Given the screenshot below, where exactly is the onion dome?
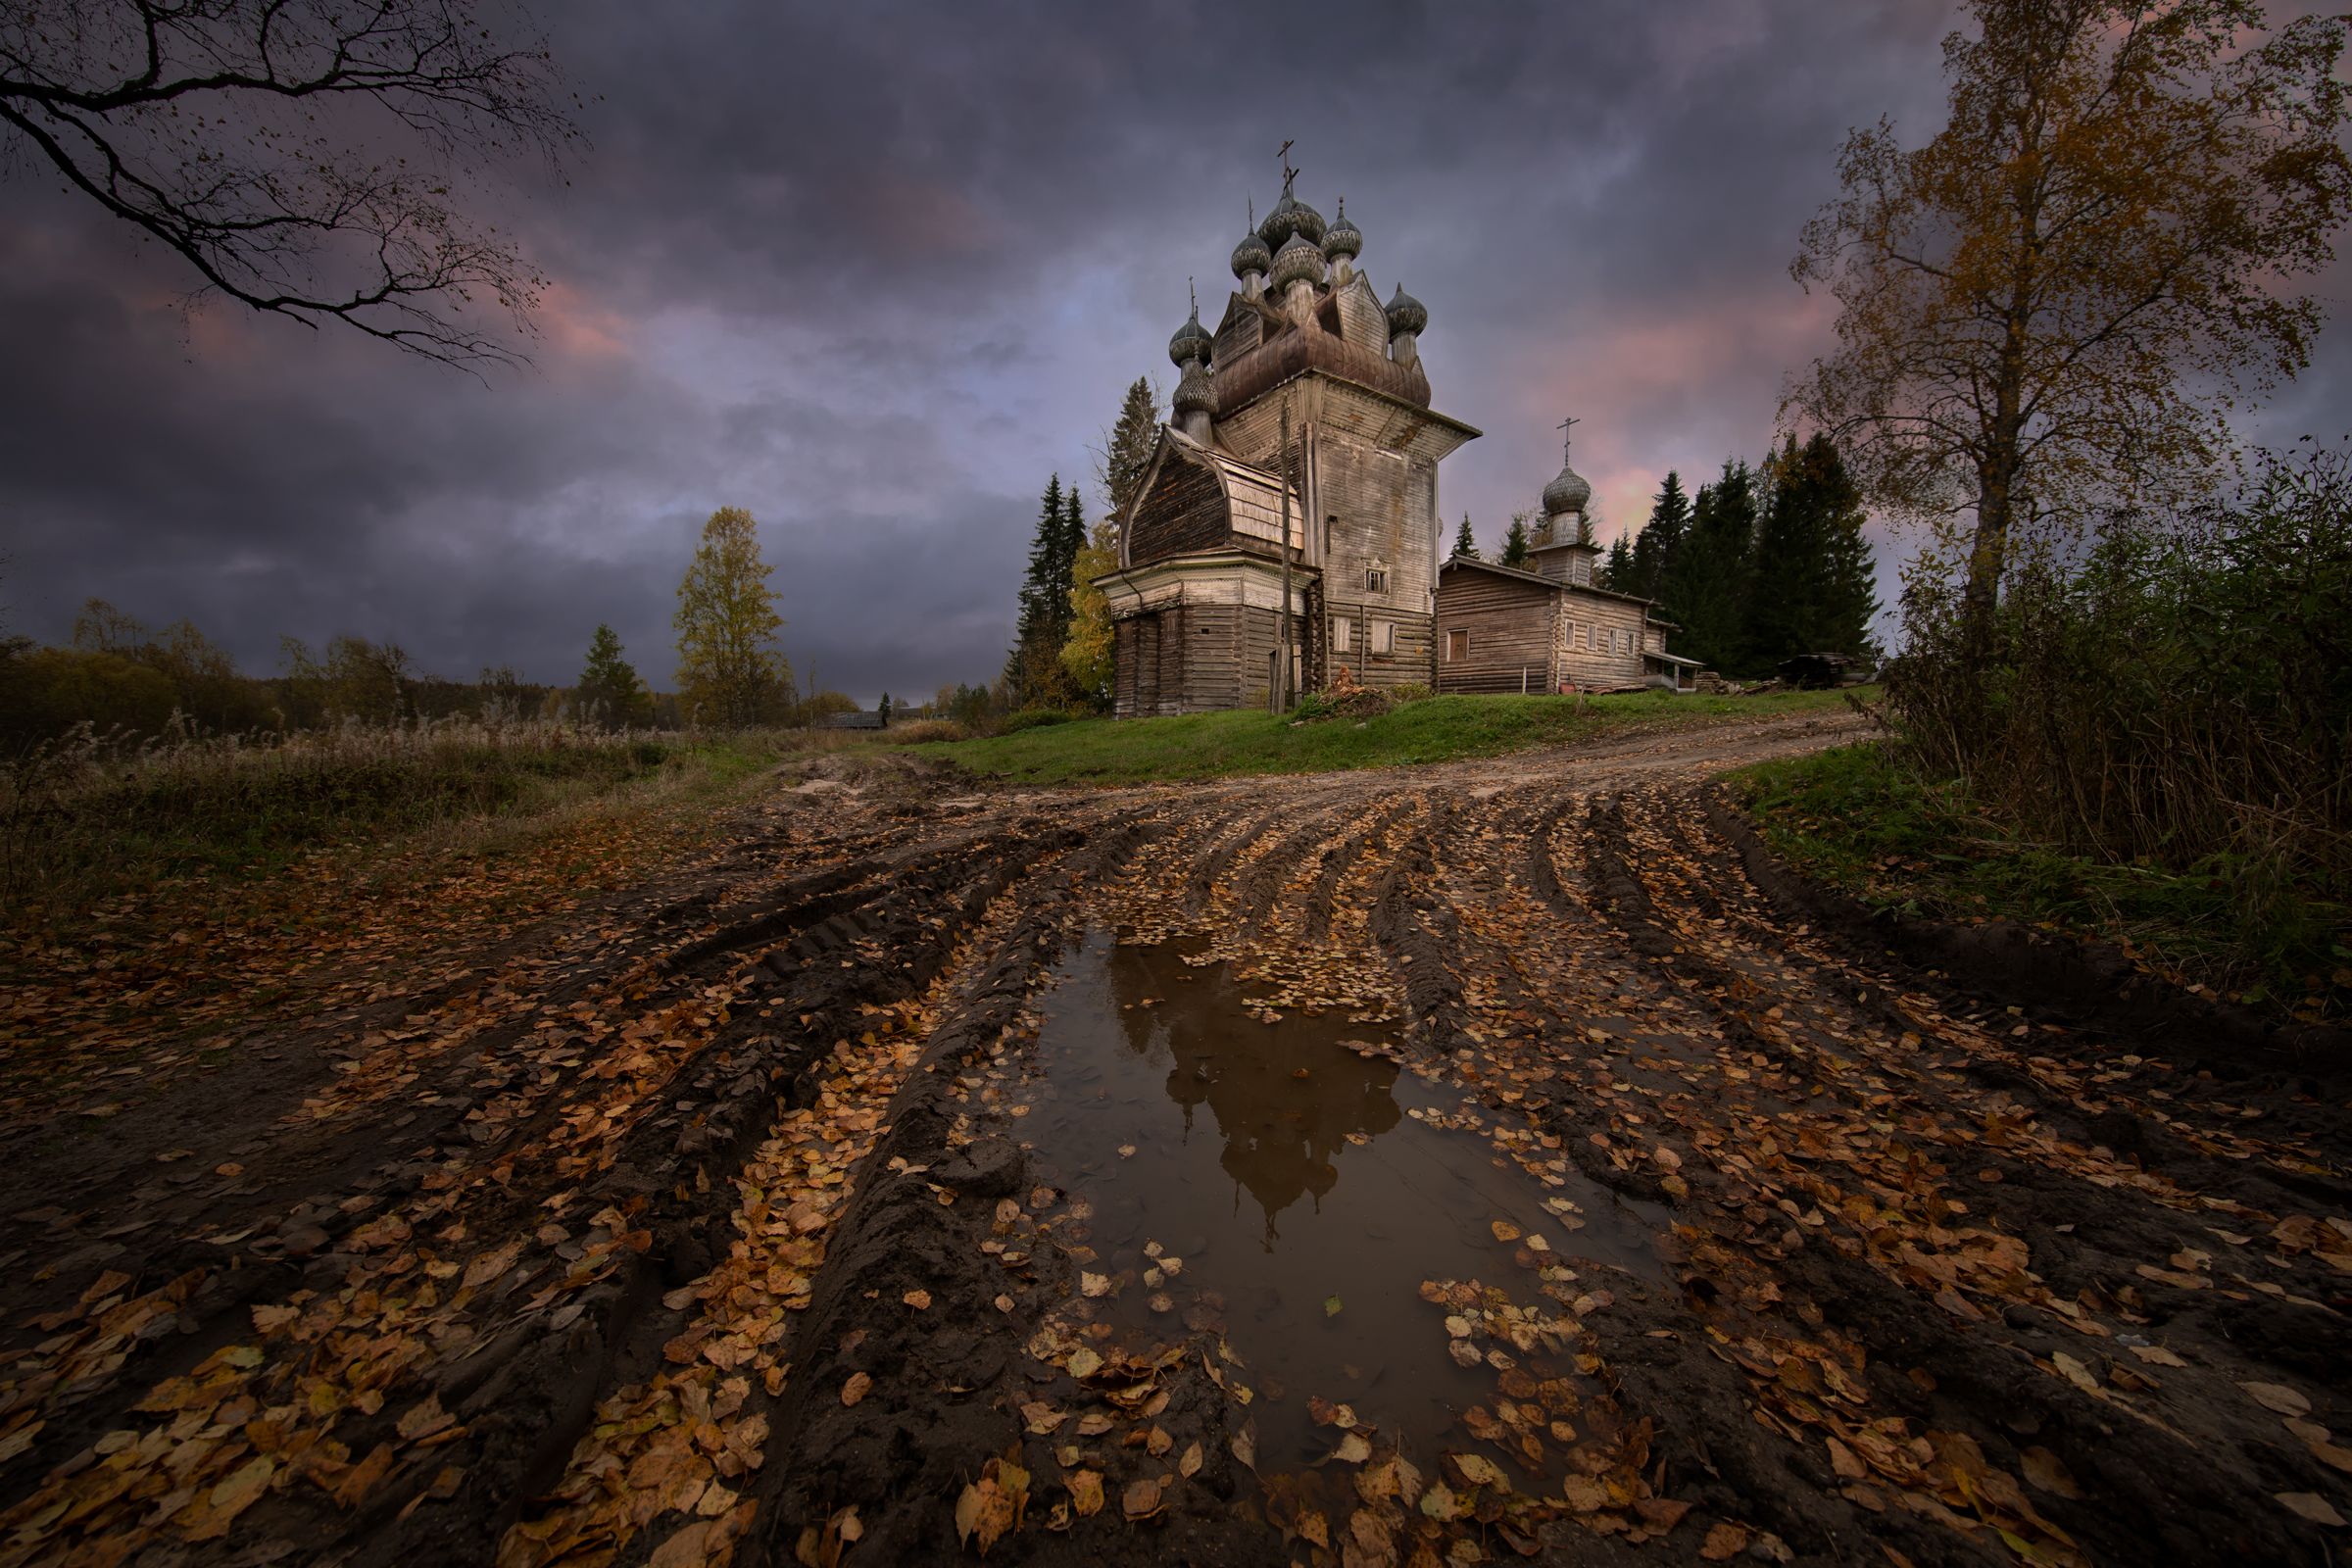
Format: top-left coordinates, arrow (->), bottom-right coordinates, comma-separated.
1269,228 -> 1325,292
1321,197 -> 1361,263
1167,302 -> 1212,367
1173,361 -> 1218,418
1543,463 -> 1592,518
1231,224 -> 1272,279
1258,173 -> 1326,251
1385,282 -> 1427,338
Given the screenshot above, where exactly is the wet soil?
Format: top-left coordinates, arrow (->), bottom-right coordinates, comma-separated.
4,709 -> 2350,1568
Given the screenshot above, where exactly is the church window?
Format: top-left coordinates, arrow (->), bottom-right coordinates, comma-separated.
1446,628 -> 1469,662
1331,616 -> 1353,654
1371,619 -> 1396,656
1366,566 -> 1389,594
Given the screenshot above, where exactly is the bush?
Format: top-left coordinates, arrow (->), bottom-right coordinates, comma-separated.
1000,709 -> 1074,733
1880,443 -> 2351,1002
887,718 -> 969,744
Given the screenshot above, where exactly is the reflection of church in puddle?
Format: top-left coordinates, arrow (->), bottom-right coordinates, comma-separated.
1111,943 -> 1399,1246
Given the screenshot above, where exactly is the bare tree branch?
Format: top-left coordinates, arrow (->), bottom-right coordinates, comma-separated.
0,0 -> 580,369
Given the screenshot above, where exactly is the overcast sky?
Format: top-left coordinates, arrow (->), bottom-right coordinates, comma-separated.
4,0 -> 2346,704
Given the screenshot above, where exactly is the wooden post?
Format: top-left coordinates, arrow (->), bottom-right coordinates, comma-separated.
1278,401 -> 1294,710
1268,650 -> 1280,712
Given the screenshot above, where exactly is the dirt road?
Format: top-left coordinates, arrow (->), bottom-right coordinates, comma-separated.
4,708 -> 2348,1567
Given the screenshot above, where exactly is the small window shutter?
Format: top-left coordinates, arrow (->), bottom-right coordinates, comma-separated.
1332,617 -> 1352,654
1372,620 -> 1396,656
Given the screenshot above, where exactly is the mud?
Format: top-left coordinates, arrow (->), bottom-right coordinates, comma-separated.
3,707 -> 2350,1568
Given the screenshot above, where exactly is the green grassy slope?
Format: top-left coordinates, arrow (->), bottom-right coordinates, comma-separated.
1735,742 -> 2348,1021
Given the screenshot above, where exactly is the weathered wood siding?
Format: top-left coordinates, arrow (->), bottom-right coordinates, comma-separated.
1435,571 -> 1559,694
1555,591 -> 1657,689
1128,451 -> 1227,565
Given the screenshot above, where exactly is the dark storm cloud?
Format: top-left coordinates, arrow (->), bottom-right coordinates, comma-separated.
4,0 -> 2346,701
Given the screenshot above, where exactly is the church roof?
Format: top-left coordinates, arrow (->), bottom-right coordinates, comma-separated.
1440,555 -> 1673,615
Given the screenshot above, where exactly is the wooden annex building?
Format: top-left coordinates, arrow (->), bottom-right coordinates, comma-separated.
1434,436 -> 1697,694
1100,174 -> 1480,716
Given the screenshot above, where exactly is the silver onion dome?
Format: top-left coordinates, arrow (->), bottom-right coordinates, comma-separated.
1231,224 -> 1272,279
1167,304 -> 1212,367
1543,464 -> 1592,518
1269,229 -> 1326,292
1173,361 -> 1217,417
1385,282 -> 1427,338
1321,197 -> 1361,262
1258,174 -> 1326,251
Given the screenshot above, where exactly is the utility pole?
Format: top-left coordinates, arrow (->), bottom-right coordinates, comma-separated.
1277,399 -> 1294,710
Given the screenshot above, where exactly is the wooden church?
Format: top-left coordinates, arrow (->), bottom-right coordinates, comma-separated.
1102,174 -> 1481,716
1432,427 -> 1698,695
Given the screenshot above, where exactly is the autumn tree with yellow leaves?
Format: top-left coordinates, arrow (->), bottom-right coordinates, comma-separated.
673,507 -> 791,726
1789,0 -> 2352,656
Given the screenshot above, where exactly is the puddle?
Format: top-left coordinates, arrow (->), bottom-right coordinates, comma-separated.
1008,929 -> 1667,1471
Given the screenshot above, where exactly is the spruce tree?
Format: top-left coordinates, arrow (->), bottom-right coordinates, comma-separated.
1499,513 -> 1533,568
1007,474 -> 1084,706
1629,470 -> 1690,601
1450,514 -> 1480,560
1601,534 -> 1634,591
1747,434 -> 1879,662
576,623 -> 649,728
1658,460 -> 1759,673
1099,378 -> 1160,516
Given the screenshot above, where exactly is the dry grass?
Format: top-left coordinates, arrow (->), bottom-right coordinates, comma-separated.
0,716 -> 808,925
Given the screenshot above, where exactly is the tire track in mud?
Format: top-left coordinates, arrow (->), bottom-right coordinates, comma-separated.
6,712 -> 2349,1568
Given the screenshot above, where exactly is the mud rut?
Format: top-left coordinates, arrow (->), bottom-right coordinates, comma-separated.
3,710 -> 2349,1567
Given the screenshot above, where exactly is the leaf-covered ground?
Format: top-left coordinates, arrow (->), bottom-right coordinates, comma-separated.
1,708 -> 2347,1568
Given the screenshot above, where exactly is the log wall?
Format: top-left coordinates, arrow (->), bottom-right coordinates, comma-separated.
1434,571 -> 1559,694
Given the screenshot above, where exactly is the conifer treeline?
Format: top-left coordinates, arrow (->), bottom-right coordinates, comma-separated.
1596,434 -> 1879,675
1004,474 -> 1089,707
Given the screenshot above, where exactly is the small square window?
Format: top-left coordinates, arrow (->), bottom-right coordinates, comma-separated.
1446,627 -> 1468,662
1366,567 -> 1389,594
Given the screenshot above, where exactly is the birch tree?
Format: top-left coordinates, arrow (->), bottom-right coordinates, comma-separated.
1789,0 -> 2351,655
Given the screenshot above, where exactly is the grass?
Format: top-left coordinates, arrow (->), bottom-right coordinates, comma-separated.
0,718 -> 831,929
1735,742 -> 2350,1023
911,687 -> 1870,786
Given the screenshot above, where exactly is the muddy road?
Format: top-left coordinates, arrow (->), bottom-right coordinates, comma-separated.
4,708 -> 2349,1568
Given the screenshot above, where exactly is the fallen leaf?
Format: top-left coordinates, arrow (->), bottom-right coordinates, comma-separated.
1122,1476 -> 1165,1520
1491,1220 -> 1522,1243
1179,1441 -> 1202,1478
904,1290 -> 932,1310
2244,1382 -> 2313,1417
2021,1447 -> 2081,1499
1324,1295 -> 1344,1317
841,1372 -> 872,1407
1069,1469 -> 1104,1516
2278,1493 -> 2346,1528
1331,1433 -> 1372,1464
1451,1453 -> 1507,1490
1700,1522 -> 1753,1561
2050,1352 -> 2100,1395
